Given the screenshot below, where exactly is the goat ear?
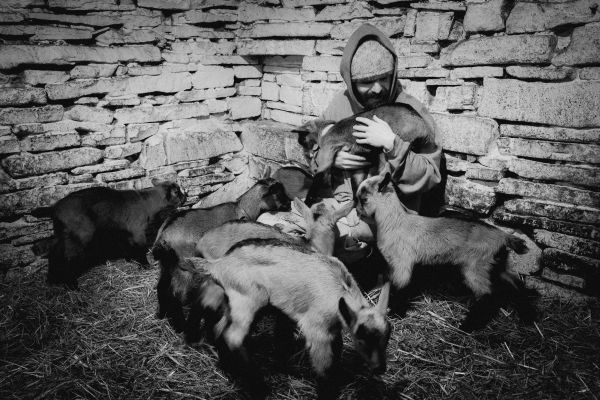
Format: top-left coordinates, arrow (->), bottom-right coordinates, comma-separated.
294,197 -> 313,224
378,172 -> 392,193
338,296 -> 357,328
377,281 -> 391,315
333,200 -> 354,222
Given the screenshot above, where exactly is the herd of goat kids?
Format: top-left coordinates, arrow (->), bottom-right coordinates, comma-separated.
41,105 -> 537,399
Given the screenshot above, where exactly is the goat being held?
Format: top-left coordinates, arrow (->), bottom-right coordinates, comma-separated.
183,240 -> 391,400
295,103 -> 436,205
356,173 -> 537,332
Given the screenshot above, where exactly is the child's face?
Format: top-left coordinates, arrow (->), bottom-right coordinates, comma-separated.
354,74 -> 393,109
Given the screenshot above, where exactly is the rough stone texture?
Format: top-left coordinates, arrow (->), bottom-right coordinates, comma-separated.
302,82 -> 343,116
497,178 -> 599,209
279,86 -> 302,107
70,64 -> 118,79
0,45 -> 160,69
415,11 -> 454,41
445,175 -> 496,214
0,244 -> 36,270
20,132 -> 81,152
431,113 -> 498,155
233,65 -> 262,79
64,105 -> 113,124
282,0 -> 350,6
97,167 -> 146,182
534,229 -> 600,260
195,169 -> 254,208
95,29 -> 156,45
0,183 -> 98,218
464,0 -> 505,32
114,103 -> 208,124
80,125 -> 126,146
138,0 -> 190,9
104,142 -> 142,159
465,165 -> 503,181
504,198 -> 600,225
498,137 -> 600,164
127,123 -> 159,142
267,101 -> 302,113
450,66 -> 504,79
48,72 -> 192,100
172,9 -> 237,24
228,96 -> 262,120
302,56 -> 342,73
506,0 -> 600,34
315,2 -> 373,21
0,25 -> 94,41
508,158 -> 599,188
237,86 -> 261,96
441,34 -> 555,66
494,209 -> 598,241
479,78 -> 600,128
176,87 -> 236,102
0,105 -> 64,125
330,17 -> 405,39
397,54 -> 433,69
238,22 -> 331,38
261,81 -> 279,101
236,40 -> 315,56
552,23 -> 600,66
431,84 -> 478,111
1,136 -> 20,155
0,88 -> 47,106
23,70 -> 69,86
506,66 -> 572,80
404,8 -> 417,37
46,0 -> 136,10
500,124 -> 600,144
238,3 -> 315,22
1,147 -> 103,178
580,67 -> 600,80
240,120 -> 307,164
0,218 -> 52,242
542,247 -> 600,281
72,159 -> 130,175
192,66 -> 234,89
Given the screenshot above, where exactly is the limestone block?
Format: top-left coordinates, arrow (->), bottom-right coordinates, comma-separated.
266,101 -> 302,113
80,126 -> 126,146
302,82 -> 343,116
176,87 -> 236,102
0,12 -> 24,23
261,81 -> 280,101
233,65 -> 262,79
27,10 -> 162,27
497,178 -> 599,209
239,3 -> 314,22
42,120 -> 113,134
440,34 -> 555,66
415,11 -> 454,41
404,9 -> 417,37
445,175 -> 496,214
0,244 -> 36,270
465,165 -> 503,181
195,55 -> 258,65
500,124 -> 600,144
138,0 -> 191,9
508,158 -> 599,188
269,109 -> 308,126
282,0 -> 350,6
156,25 -> 234,40
127,123 -> 159,142
206,98 -> 229,113
228,96 -> 262,120
48,72 -> 192,100
450,66 -> 504,79
479,78 -> 600,128
279,86 -> 302,107
236,86 -> 261,96
431,113 -> 498,155
2,147 -> 103,178
104,142 -> 141,159
72,159 -> 130,175
315,40 -> 346,56
114,103 -> 208,124
541,248 -> 600,280
506,66 -> 572,80
504,198 -> 600,225
192,66 -> 234,89
238,22 -> 331,38
314,2 -> 372,21
97,167 -> 146,182
0,25 -> 94,41
0,136 -> 20,155
0,218 -> 52,242
506,0 -> 600,34
0,105 -> 63,125
236,40 -> 315,56
240,120 -> 306,164
177,164 -> 224,178
580,67 -> 600,80
47,0 -> 136,10
64,105 -> 113,124
498,137 -> 600,164
95,28 -> 155,45
172,9 -> 237,24
70,64 -> 118,79
411,1 -> 466,10
23,70 -> 69,86
331,17 -> 405,40
494,209 -> 598,241
553,23 -> 600,66
20,132 -> 81,152
534,229 -> 599,259
195,170 -> 254,208
302,56 -> 341,73
0,45 -> 160,69
464,0 -> 505,32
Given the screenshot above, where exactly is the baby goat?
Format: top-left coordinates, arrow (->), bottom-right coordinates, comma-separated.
356,173 -> 536,332
184,241 -> 391,399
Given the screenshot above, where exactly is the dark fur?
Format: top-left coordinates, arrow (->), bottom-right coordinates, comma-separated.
48,181 -> 185,288
295,104 -> 435,205
152,179 -> 290,331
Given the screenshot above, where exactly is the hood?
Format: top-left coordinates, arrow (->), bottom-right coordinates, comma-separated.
340,24 -> 399,112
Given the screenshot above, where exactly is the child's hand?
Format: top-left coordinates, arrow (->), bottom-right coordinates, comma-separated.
334,150 -> 371,170
352,115 -> 395,152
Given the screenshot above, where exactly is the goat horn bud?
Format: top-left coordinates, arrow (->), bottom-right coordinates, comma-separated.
377,281 -> 391,313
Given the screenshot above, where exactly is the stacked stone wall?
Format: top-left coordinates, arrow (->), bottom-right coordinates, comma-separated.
0,0 -> 598,296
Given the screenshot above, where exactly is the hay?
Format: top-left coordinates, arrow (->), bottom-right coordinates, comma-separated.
1,261 -> 599,399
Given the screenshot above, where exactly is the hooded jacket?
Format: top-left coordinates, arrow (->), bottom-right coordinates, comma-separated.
316,24 -> 443,214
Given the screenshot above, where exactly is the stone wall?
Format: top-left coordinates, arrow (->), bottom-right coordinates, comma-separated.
0,0 -> 598,296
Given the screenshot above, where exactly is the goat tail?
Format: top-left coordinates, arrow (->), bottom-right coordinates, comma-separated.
507,235 -> 528,255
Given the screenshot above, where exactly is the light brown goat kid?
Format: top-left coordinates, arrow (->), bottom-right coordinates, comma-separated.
356,172 -> 537,332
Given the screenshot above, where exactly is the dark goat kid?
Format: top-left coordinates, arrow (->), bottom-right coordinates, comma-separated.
295,103 -> 435,205
356,173 -> 537,332
47,179 -> 185,288
152,178 -> 290,331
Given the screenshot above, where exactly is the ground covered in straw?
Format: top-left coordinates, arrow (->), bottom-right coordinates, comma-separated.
1,260 -> 599,400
